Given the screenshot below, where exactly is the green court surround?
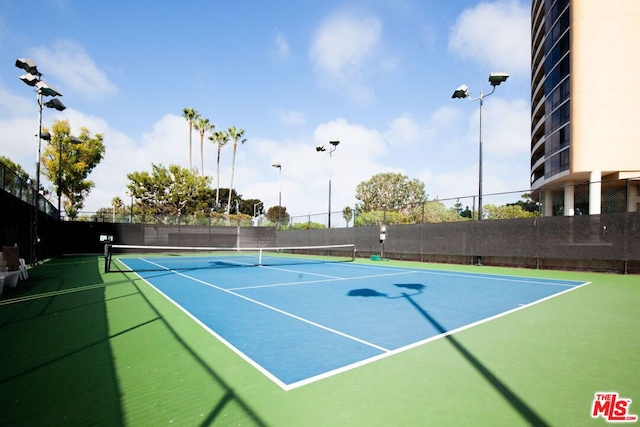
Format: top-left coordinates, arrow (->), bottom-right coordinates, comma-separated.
0,256 -> 638,426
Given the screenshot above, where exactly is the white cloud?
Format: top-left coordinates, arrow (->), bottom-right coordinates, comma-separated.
271,30 -> 291,60
0,86 -> 35,118
417,96 -> 531,207
448,0 -> 530,75
384,114 -> 423,146
277,109 -> 306,126
2,97 -> 530,219
29,40 -> 118,99
310,12 -> 383,102
481,98 -> 530,158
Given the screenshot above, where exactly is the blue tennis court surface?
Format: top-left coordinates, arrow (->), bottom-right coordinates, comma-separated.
118,256 -> 587,390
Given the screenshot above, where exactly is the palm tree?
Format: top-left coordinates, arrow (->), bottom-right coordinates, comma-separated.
208,130 -> 230,209
226,126 -> 246,214
111,196 -> 124,222
342,206 -> 353,227
182,108 -> 199,170
193,117 -> 214,176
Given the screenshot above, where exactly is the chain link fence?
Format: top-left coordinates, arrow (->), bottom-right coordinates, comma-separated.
289,177 -> 640,228
62,177 -> 640,227
1,162 -> 58,218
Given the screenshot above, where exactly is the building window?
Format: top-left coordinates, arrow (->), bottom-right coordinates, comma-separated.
544,32 -> 570,78
545,78 -> 570,112
544,7 -> 569,53
545,148 -> 570,178
546,0 -> 569,30
545,101 -> 570,135
545,123 -> 570,156
545,54 -> 570,96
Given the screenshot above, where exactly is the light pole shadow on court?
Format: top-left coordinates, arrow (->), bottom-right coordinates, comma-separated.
347,283 -> 550,426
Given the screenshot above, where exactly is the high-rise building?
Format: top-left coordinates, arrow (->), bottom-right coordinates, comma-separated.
530,0 -> 640,216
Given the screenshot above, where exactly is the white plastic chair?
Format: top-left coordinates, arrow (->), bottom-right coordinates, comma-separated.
19,258 -> 28,280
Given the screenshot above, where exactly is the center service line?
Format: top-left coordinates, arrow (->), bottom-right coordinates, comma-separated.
138,257 -> 391,353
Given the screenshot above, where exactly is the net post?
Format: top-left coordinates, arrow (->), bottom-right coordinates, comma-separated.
104,243 -> 112,273
258,248 -> 263,266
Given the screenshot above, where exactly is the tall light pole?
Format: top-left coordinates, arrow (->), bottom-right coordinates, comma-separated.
16,58 -> 65,264
316,140 -> 340,228
272,162 -> 282,228
452,72 -> 509,221
127,191 -> 134,223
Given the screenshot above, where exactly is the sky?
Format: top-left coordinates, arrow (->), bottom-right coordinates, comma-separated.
0,0 -> 532,223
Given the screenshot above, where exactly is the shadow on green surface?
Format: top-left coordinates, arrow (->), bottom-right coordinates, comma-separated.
0,257 -> 125,426
399,289 -> 551,427
0,256 -> 268,426
348,283 -> 550,426
126,278 -> 268,426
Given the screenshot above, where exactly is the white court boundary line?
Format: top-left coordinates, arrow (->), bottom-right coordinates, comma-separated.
286,279 -> 592,390
123,257 -> 391,387
117,256 -> 590,391
229,268 -> 417,291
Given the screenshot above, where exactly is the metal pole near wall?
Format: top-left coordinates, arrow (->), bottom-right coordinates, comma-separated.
316,140 -> 340,228
452,72 -> 509,221
272,162 -> 282,229
16,58 -> 66,264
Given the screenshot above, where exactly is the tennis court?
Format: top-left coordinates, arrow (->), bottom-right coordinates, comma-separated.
110,246 -> 587,390
1,253 -> 639,426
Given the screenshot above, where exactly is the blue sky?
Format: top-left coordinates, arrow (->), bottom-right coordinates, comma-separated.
0,0 -> 532,221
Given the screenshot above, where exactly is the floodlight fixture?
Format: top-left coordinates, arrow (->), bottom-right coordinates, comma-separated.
317,140 -> 341,228
488,72 -> 509,86
452,84 -> 470,99
36,80 -> 63,97
272,163 -> 283,228
70,136 -> 83,144
451,72 -> 508,223
15,58 -> 40,76
44,98 -> 66,111
19,73 -> 40,87
17,55 -> 69,264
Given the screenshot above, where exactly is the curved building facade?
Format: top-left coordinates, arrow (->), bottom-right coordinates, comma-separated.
530,0 -> 640,215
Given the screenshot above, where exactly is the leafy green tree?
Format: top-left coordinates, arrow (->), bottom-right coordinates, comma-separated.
354,210 -> 408,226
342,206 -> 353,227
266,205 -> 289,225
126,164 -> 213,218
460,205 -> 473,219
0,156 -> 31,182
0,156 -> 33,197
422,200 -> 467,223
241,198 -> 263,216
215,188 -> 242,213
182,107 -> 200,170
355,172 -> 427,216
193,116 -> 214,175
507,193 -> 539,213
41,120 -> 105,219
290,221 -> 325,230
483,204 -> 537,219
209,130 -> 230,208
453,200 -> 463,215
226,126 -> 246,214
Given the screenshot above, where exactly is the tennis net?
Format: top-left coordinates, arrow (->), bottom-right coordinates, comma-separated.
104,243 -> 357,273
